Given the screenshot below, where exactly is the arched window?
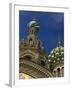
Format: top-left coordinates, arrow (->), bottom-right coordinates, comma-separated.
29,38 -> 33,46
29,38 -> 32,42
57,68 -> 60,77
41,60 -> 45,66
61,67 -> 64,77
24,55 -> 32,61
53,71 -> 56,77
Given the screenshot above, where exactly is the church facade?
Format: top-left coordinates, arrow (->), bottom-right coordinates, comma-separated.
19,19 -> 64,79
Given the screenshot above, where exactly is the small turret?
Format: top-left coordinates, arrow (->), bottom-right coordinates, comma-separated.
27,19 -> 40,35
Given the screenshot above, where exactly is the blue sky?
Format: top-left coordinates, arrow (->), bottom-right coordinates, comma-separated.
19,10 -> 64,54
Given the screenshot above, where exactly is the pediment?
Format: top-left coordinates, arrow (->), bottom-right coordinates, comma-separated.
20,49 -> 39,59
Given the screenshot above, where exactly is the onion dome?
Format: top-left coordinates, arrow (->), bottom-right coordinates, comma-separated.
27,19 -> 40,35
48,46 -> 64,63
48,42 -> 64,71
48,33 -> 64,64
28,19 -> 40,28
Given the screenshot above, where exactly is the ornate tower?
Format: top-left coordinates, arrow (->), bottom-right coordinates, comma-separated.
19,19 -> 46,65
27,19 -> 40,48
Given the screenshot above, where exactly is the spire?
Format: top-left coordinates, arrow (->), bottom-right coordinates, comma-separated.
58,32 -> 62,47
